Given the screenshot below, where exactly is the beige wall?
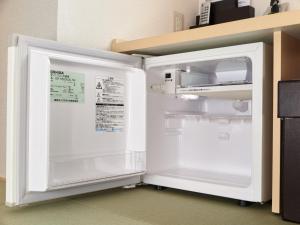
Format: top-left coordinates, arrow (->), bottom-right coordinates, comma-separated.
57,0 -> 300,51
57,0 -> 199,50
0,0 -> 58,178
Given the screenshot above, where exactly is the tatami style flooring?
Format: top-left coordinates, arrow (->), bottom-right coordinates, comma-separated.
0,180 -> 295,225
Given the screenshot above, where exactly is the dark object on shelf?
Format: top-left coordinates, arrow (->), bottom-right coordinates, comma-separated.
271,0 -> 280,14
190,0 -> 255,29
278,80 -> 300,223
213,0 -> 238,11
190,0 -> 238,29
190,15 -> 206,29
190,15 -> 207,29
213,6 -> 255,24
278,81 -> 300,118
190,15 -> 211,29
211,0 -> 238,23
196,15 -> 200,26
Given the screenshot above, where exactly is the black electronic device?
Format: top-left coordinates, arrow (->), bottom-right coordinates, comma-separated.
190,0 -> 254,29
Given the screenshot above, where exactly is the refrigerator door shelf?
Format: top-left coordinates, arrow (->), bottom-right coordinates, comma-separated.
48,151 -> 146,190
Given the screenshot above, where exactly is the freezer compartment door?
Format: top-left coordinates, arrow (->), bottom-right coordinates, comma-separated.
6,35 -> 146,206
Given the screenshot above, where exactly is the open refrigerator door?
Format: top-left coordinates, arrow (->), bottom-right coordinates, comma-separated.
6,35 -> 146,206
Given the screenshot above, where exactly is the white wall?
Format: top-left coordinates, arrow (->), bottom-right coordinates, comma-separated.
0,0 -> 58,178
57,0 -> 199,50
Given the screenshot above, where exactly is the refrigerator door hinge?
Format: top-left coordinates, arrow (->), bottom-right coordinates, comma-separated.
122,182 -> 145,189
131,54 -> 153,70
137,181 -> 147,186
142,57 -> 146,70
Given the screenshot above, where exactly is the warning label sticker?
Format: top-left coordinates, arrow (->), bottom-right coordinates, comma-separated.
50,70 -> 85,103
95,75 -> 125,132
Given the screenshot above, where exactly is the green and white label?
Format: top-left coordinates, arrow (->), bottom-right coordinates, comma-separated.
50,70 -> 85,103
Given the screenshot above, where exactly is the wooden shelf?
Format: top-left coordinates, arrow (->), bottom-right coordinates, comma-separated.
177,84 -> 252,100
112,10 -> 300,55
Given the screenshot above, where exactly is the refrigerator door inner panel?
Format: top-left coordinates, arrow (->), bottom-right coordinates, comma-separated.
27,47 -> 146,191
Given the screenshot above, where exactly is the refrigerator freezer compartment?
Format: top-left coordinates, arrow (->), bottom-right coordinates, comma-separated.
179,56 -> 252,87
49,151 -> 146,189
147,56 -> 253,95
152,167 -> 251,188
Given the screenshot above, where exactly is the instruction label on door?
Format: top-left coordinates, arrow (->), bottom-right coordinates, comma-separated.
95,75 -> 125,132
50,70 -> 85,103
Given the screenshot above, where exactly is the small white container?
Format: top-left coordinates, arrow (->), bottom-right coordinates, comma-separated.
180,71 -> 212,87
238,0 -> 251,7
215,59 -> 251,84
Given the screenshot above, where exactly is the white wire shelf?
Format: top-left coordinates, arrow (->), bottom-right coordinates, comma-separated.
176,84 -> 252,100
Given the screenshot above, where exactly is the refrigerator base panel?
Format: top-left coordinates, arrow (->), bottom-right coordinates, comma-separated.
143,168 -> 257,202
150,167 -> 251,188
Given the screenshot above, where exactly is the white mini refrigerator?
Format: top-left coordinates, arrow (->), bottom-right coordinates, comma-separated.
6,35 -> 272,206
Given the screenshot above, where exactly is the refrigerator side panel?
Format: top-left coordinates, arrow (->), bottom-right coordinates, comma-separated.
249,44 -> 273,202
6,42 -> 30,206
260,44 -> 273,202
6,47 -> 18,206
250,44 -> 264,202
27,50 -> 51,192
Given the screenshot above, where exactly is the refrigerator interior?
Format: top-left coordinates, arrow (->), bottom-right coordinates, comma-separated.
146,56 -> 253,189
44,56 -> 146,189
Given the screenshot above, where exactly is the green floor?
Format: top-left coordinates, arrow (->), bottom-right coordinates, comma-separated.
0,180 -> 295,225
